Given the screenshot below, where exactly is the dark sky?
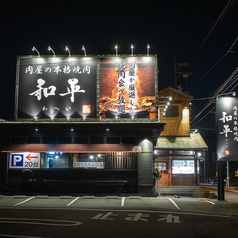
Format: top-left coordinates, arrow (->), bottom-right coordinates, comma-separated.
1,0 -> 238,134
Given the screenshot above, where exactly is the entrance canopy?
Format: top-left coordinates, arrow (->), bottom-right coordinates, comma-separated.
154,133 -> 208,158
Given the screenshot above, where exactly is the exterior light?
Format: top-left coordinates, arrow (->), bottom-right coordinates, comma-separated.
32,46 -> 40,57
147,44 -> 150,56
169,97 -> 172,101
167,102 -> 170,105
71,128 -> 74,131
115,116 -> 118,120
65,46 -> 71,57
66,116 -> 70,121
89,155 -> 94,159
50,115 -> 54,121
83,115 -> 86,121
35,128 -> 38,131
106,128 -> 109,131
115,45 -> 118,56
97,154 -> 101,158
34,116 -> 38,121
131,115 -> 135,120
82,45 -> 86,56
197,152 -> 202,157
131,44 -> 134,56
48,46 -> 55,57
163,112 -> 165,115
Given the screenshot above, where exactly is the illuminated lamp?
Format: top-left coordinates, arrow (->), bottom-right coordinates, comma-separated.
97,154 -> 101,158
48,46 -> 55,57
169,97 -> 172,101
65,46 -> 71,57
50,115 -> 54,121
83,115 -> 86,121
197,152 -> 202,157
89,155 -> 94,159
35,128 -> 38,132
34,116 -> 38,121
66,116 -> 70,121
82,45 -> 86,56
182,107 -> 189,119
115,116 -> 118,120
115,45 -> 118,56
131,44 -> 134,56
167,102 -> 170,105
32,46 -> 40,57
131,115 -> 135,120
147,44 -> 150,56
71,129 -> 74,131
106,128 -> 109,132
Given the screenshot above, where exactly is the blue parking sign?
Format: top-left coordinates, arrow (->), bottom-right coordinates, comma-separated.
11,154 -> 24,167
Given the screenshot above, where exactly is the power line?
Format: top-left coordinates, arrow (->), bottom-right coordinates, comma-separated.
190,0 -> 234,63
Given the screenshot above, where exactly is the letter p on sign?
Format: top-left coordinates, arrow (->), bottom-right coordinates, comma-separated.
11,154 -> 23,167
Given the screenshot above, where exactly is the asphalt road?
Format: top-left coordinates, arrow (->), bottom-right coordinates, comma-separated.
0,195 -> 238,238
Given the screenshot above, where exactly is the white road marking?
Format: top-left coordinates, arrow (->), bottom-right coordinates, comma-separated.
168,198 -> 180,209
121,197 -> 125,207
205,200 -> 216,205
66,197 -> 80,206
0,234 -> 44,238
13,196 -> 35,206
0,217 -> 82,226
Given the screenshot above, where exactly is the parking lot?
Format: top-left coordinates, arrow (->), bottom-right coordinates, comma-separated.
0,194 -> 237,215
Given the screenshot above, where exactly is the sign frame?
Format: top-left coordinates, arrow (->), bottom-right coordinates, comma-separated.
15,54 -> 158,122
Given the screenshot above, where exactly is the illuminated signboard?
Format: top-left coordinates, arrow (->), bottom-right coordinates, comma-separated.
99,56 -> 157,119
216,96 -> 238,161
172,160 -> 195,174
10,152 -> 41,169
16,56 -> 97,119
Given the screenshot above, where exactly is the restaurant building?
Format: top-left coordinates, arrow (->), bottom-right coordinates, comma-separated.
0,55 -> 207,195
0,54 -> 165,195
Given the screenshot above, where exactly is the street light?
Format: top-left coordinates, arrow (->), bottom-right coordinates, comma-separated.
32,46 -> 40,57
48,46 -> 55,57
65,46 -> 71,57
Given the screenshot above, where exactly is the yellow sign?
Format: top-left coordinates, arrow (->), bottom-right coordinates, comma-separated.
235,171 -> 238,177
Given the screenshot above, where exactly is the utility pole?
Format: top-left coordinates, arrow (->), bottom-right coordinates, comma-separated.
174,55 -> 192,91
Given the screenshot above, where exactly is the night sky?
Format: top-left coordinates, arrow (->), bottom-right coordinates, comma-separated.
1,0 -> 238,135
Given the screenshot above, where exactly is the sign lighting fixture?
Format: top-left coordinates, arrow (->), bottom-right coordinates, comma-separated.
131,44 -> 134,56
32,46 -> 40,57
82,45 -> 86,56
65,46 -> 71,57
115,45 -> 118,56
147,44 -> 150,56
48,46 -> 55,57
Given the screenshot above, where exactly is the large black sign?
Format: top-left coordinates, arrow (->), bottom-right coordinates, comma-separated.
16,57 -> 97,119
216,96 -> 238,161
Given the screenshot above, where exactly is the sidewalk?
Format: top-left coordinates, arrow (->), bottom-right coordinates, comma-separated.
200,185 -> 238,193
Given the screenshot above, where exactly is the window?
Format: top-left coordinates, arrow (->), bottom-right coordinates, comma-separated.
164,106 -> 179,117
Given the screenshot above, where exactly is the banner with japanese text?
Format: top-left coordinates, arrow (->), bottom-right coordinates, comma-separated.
216,96 -> 238,161
16,56 -> 97,119
99,56 -> 157,119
